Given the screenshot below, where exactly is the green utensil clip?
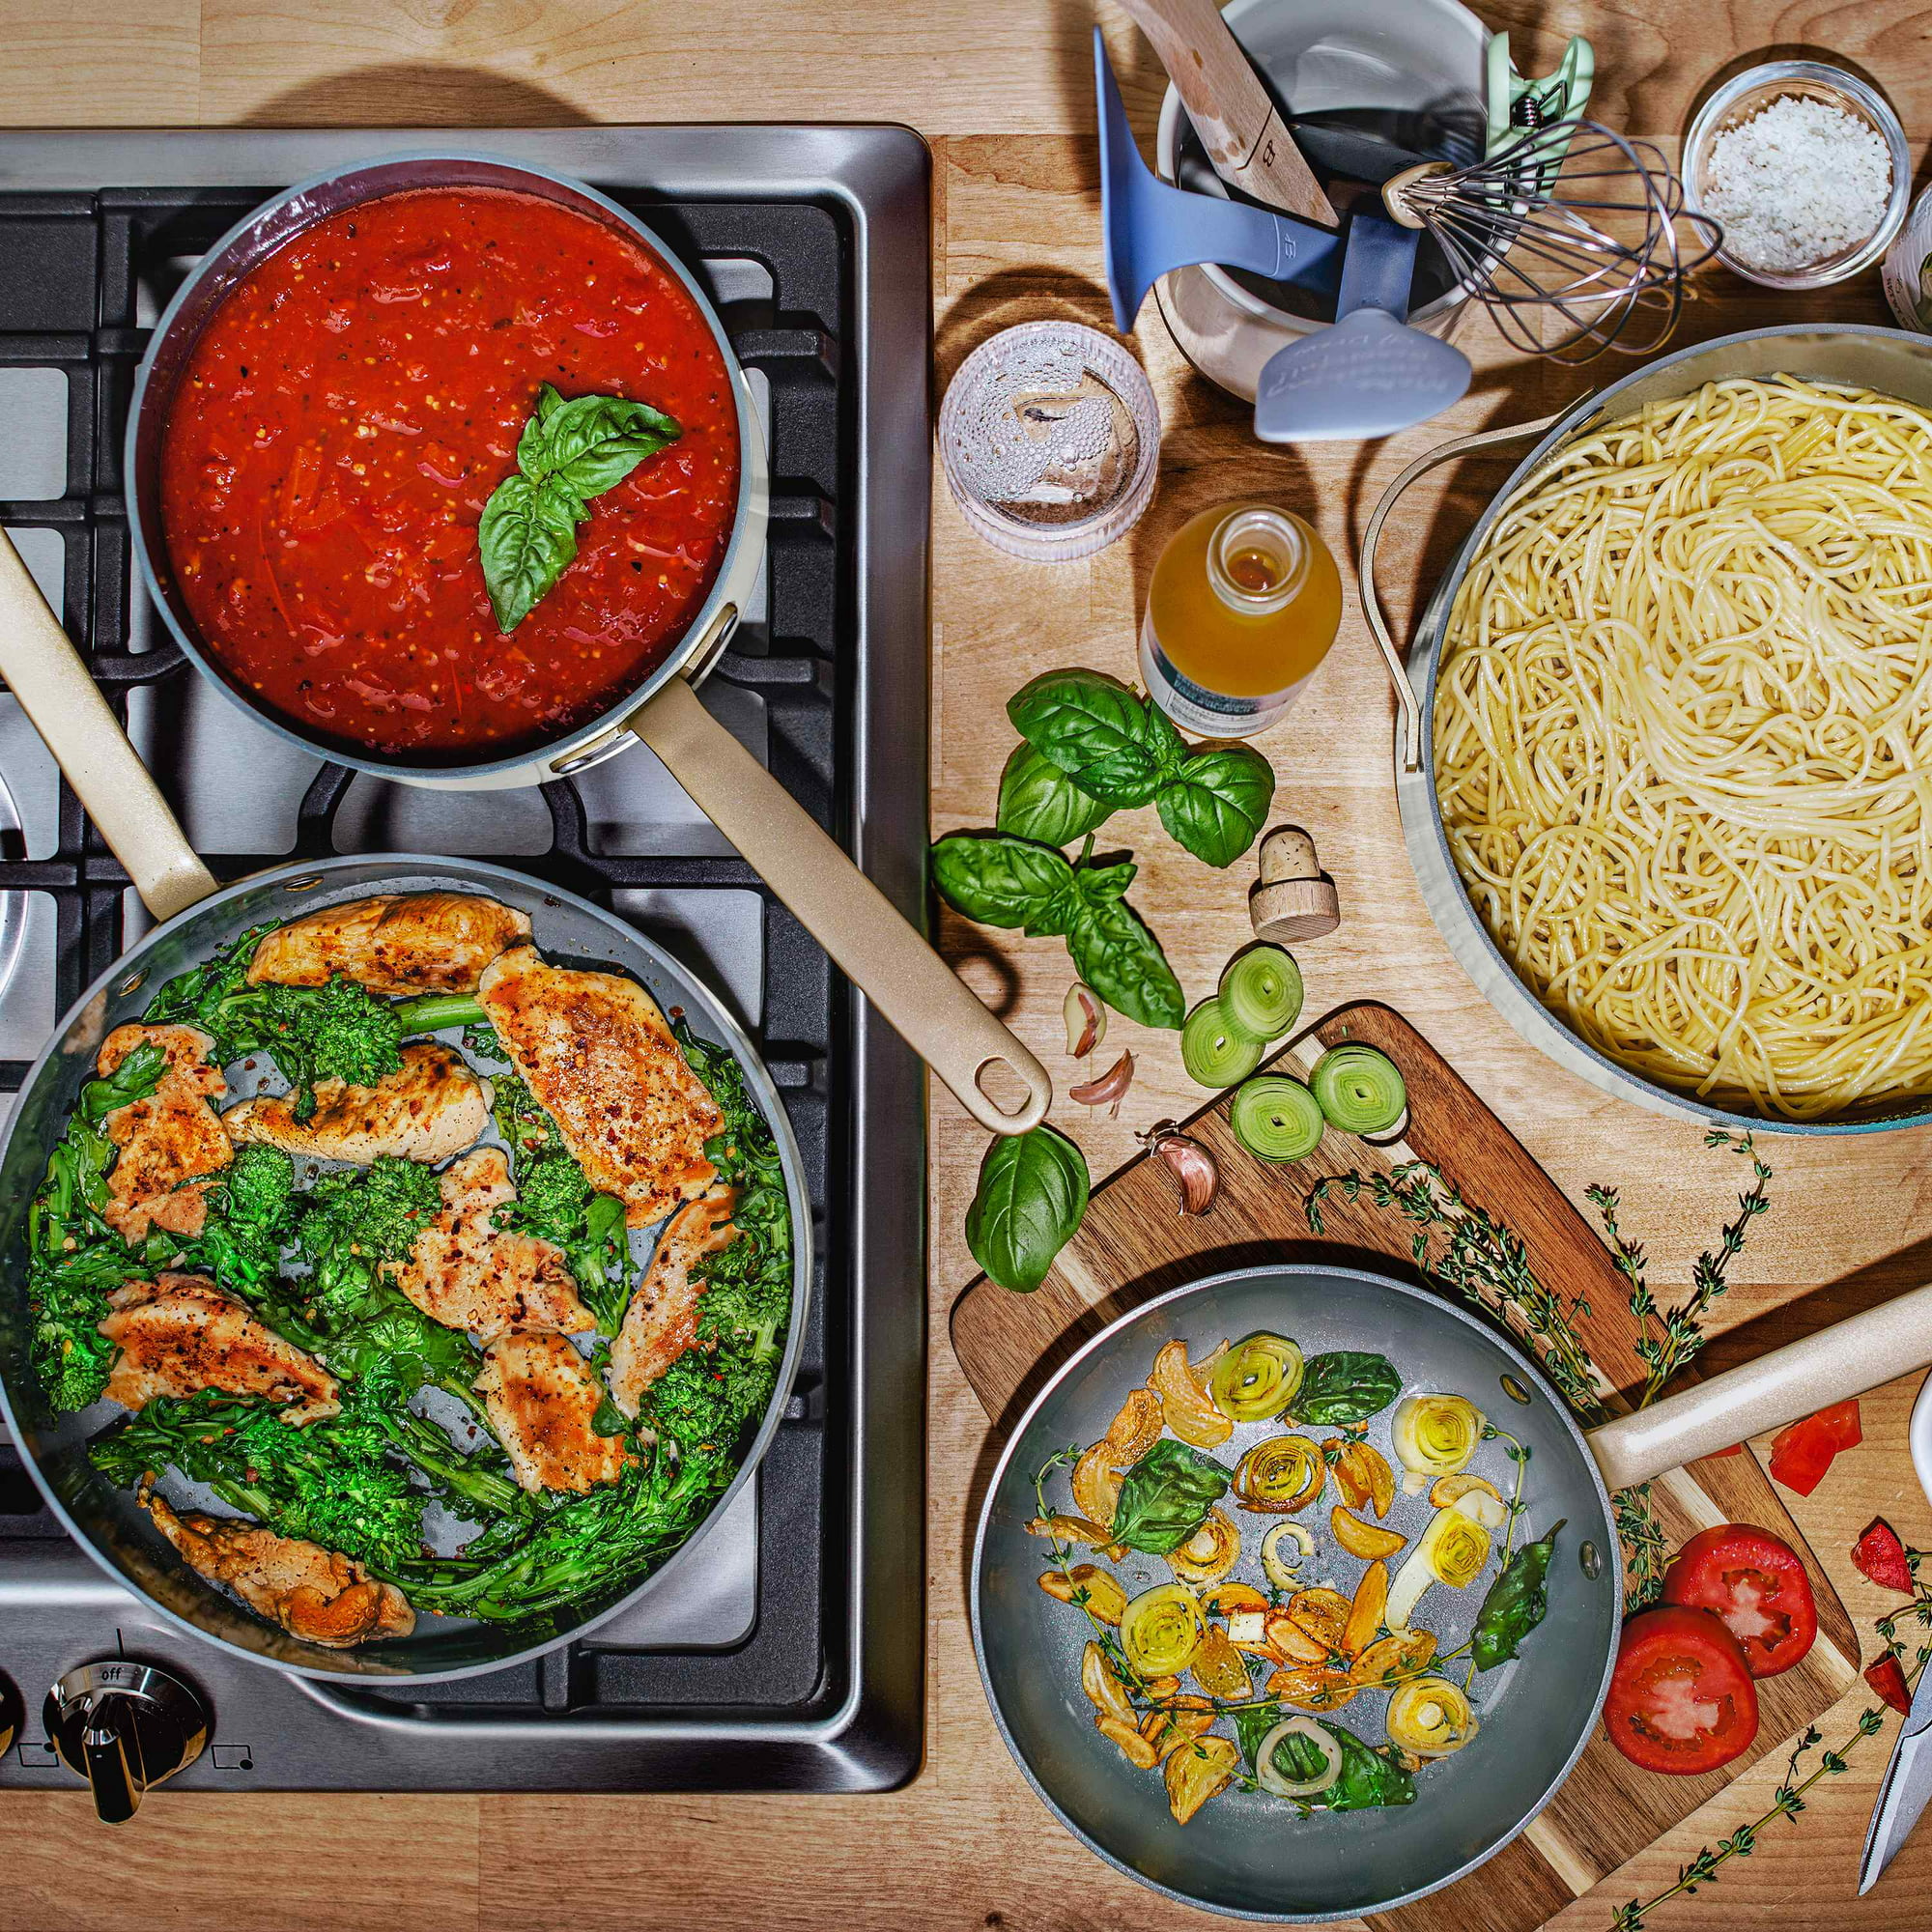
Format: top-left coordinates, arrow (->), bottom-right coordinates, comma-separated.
1484,32 -> 1594,156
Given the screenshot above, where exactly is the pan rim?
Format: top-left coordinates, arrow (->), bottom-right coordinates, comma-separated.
123,147 -> 766,784
1405,321 -> 1932,1137
0,851 -> 814,1684
968,1260 -> 1620,1924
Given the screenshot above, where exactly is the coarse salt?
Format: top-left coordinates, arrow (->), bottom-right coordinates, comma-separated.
1703,94 -> 1891,274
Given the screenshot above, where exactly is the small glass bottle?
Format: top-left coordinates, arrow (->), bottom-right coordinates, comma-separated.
1139,502 -> 1342,737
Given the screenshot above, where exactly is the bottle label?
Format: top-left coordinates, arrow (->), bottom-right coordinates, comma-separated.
1139,614 -> 1306,740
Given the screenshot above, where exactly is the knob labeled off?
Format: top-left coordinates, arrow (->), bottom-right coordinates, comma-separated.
1250,825 -> 1340,943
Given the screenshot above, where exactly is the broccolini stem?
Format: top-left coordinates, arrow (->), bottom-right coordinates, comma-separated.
393,993 -> 488,1034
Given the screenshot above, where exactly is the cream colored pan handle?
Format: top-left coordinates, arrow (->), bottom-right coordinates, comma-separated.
1587,1281 -> 1932,1491
629,675 -> 1053,1136
0,531 -> 216,922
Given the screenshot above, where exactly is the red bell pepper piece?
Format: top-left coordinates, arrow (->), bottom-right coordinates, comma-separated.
1854,1518 -> 1915,1595
1767,1399 -> 1862,1496
1867,1653 -> 1913,1717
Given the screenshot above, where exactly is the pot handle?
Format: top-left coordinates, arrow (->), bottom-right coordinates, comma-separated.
0,532 -> 217,922
1586,1281 -> 1932,1491
628,674 -> 1053,1136
1358,412 -> 1562,775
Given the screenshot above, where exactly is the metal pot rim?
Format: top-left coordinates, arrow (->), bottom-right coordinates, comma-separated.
969,1260 -> 1619,1923
123,148 -> 767,787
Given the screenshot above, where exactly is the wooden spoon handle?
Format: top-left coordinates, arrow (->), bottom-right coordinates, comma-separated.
1112,0 -> 1338,226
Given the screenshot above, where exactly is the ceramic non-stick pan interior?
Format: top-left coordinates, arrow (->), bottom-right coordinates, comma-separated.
0,855 -> 811,1682
973,1265 -> 1621,1922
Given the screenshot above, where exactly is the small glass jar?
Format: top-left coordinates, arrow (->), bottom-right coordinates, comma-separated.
1139,503 -> 1342,737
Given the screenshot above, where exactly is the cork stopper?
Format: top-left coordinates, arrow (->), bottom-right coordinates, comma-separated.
1250,825 -> 1340,943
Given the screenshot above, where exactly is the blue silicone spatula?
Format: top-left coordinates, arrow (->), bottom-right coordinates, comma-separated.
1252,214 -> 1471,441
1096,27 -> 1341,331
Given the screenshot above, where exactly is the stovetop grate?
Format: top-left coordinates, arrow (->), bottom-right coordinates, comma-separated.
0,155 -> 911,1747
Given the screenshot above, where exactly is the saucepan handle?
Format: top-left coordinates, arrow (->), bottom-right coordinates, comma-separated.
1586,1281 -> 1932,1491
1358,412 -> 1562,775
0,531 -> 217,922
628,675 -> 1053,1136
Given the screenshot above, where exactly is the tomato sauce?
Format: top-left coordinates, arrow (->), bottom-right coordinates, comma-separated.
158,185 -> 740,762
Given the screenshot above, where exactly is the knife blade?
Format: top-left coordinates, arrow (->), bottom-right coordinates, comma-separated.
1861,1661 -> 1932,1892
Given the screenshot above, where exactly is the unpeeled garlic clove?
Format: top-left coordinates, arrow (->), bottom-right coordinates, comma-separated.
1070,1049 -> 1134,1115
1065,981 -> 1105,1059
1138,1121 -> 1219,1215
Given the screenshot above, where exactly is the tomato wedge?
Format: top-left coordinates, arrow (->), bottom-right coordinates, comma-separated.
1767,1398 -> 1861,1496
1661,1524 -> 1818,1678
1603,1605 -> 1759,1775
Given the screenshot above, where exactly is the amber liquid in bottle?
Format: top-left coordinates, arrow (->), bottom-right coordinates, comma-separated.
1139,503 -> 1343,737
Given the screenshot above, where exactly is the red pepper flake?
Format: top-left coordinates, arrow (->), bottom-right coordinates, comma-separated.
1867,1652 -> 1913,1716
1853,1517 -> 1915,1594
1767,1398 -> 1861,1496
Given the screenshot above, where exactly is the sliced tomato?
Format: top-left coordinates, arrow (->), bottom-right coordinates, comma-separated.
1604,1605 -> 1760,1775
1853,1518 -> 1915,1595
1767,1398 -> 1861,1496
1867,1653 -> 1913,1717
1661,1524 -> 1818,1678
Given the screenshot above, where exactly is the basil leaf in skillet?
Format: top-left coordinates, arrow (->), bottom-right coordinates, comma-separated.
1110,1437 -> 1231,1553
1471,1520 -> 1565,1671
1278,1721 -> 1417,1811
478,382 -> 684,632
1157,745 -> 1277,869
964,1123 -> 1090,1293
1293,1350 -> 1403,1426
996,743 -> 1115,847
1233,1699 -> 1283,1769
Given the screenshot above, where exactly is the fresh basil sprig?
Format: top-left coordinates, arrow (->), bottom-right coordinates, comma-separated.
930,833 -> 1184,1029
1008,668 -> 1276,867
478,383 -> 683,632
964,1122 -> 1090,1293
1471,1520 -> 1564,1670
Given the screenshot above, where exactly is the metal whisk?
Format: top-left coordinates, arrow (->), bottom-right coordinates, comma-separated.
1381,119 -> 1722,364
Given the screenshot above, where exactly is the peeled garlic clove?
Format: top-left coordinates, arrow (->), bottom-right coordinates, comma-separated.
1070,1049 -> 1134,1115
1065,981 -> 1105,1059
1138,1122 -> 1218,1215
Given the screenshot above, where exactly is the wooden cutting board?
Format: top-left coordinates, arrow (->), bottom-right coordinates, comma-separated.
951,1001 -> 1861,1932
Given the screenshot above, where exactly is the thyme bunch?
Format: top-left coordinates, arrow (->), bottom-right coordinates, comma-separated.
1609,1548 -> 1932,1929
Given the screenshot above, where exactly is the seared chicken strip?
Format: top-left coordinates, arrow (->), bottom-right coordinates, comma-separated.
386,1147 -> 592,1338
475,1330 -> 635,1493
608,1189 -> 739,1417
97,1023 -> 232,1244
144,1491 -> 414,1648
477,946 -> 722,1229
247,891 -> 531,995
222,1041 -> 490,1166
100,1273 -> 339,1420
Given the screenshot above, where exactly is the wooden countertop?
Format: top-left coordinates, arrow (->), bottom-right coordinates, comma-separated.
9,4 -> 1932,1927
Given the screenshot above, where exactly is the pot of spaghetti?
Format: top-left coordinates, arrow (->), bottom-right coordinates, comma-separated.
1362,324 -> 1932,1133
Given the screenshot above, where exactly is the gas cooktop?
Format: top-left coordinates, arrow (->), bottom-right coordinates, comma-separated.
0,124 -> 929,1796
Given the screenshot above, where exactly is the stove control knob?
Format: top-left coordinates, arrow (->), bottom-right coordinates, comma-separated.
43,1662 -> 209,1824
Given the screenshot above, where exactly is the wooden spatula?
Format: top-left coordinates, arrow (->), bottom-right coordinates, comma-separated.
1111,0 -> 1338,226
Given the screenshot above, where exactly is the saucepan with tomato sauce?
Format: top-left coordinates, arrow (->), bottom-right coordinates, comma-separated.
118,151 -> 1046,1137
975,1262 -> 1932,1920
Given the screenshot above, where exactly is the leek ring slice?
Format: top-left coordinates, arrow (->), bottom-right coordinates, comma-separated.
1232,1434 -> 1324,1513
1122,1581 -> 1205,1679
1392,1393 -> 1485,1480
1210,1330 -> 1304,1423
1230,1076 -> 1325,1163
1219,946 -> 1303,1041
1181,998 -> 1266,1088
1386,1677 -> 1479,1757
1311,1043 -> 1407,1135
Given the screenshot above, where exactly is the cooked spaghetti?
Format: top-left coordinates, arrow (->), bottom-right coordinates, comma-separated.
1434,375 -> 1932,1121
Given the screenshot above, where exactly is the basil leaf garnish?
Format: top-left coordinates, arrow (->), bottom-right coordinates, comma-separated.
1109,1438 -> 1231,1552
964,1123 -> 1090,1293
478,382 -> 683,632
1293,1350 -> 1402,1425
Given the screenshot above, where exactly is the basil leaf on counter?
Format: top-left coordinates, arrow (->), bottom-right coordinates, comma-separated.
931,834 -> 1076,933
1472,1520 -> 1565,1671
1110,1438 -> 1231,1553
996,743 -> 1115,847
1157,745 -> 1277,869
1009,669 -> 1164,807
965,1123 -> 1090,1293
1066,886 -> 1186,1030
479,382 -> 683,632
1293,1350 -> 1402,1426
